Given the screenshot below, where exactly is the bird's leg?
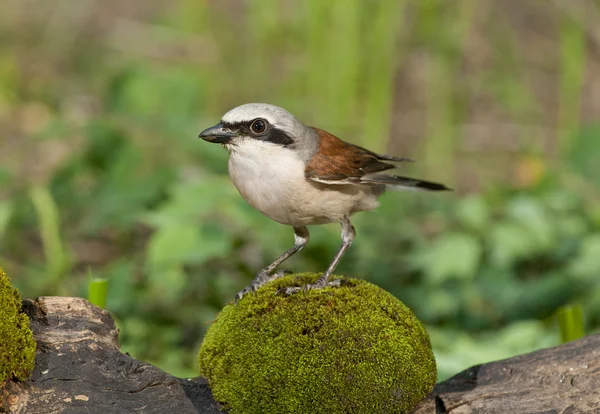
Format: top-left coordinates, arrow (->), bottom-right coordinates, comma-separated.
280,216 -> 355,295
314,216 -> 355,287
235,226 -> 309,301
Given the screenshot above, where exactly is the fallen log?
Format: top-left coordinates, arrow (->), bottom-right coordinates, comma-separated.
411,332 -> 600,413
3,296 -> 223,414
3,296 -> 599,413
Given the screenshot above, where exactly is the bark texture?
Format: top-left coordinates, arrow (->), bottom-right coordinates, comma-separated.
2,297 -> 223,414
411,333 -> 600,413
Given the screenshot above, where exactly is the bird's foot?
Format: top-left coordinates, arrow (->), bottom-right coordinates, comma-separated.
276,278 -> 345,296
235,269 -> 290,302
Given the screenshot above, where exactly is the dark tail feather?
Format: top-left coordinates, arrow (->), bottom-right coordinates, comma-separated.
362,174 -> 452,191
376,154 -> 415,163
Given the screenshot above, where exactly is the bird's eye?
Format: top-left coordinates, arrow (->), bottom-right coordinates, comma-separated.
250,119 -> 267,134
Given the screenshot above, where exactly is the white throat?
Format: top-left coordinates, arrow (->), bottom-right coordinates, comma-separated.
227,139 -> 306,223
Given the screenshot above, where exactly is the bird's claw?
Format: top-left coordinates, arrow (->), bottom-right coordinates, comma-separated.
234,269 -> 290,303
234,285 -> 256,303
275,278 -> 344,296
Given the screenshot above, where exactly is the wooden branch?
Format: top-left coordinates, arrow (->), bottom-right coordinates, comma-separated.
411,333 -> 600,413
3,297 -> 224,414
3,296 -> 599,413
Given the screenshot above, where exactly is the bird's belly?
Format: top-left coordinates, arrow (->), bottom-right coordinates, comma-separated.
229,155 -> 380,226
287,182 -> 381,226
232,174 -> 293,224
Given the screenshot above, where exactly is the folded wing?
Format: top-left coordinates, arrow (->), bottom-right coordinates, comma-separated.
305,128 -> 450,191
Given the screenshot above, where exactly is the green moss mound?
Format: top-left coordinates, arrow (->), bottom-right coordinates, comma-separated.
0,267 -> 36,383
198,273 -> 436,414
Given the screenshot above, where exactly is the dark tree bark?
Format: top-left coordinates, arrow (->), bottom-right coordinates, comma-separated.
2,297 -> 224,414
2,296 -> 599,413
411,333 -> 600,414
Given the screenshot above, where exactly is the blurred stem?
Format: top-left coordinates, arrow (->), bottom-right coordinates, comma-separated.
29,185 -> 71,287
326,1 -> 361,131
304,0 -> 362,131
88,272 -> 108,309
425,52 -> 454,177
422,0 -> 476,180
0,200 -> 13,241
305,0 -> 330,120
557,304 -> 585,343
240,0 -> 278,102
558,12 -> 586,155
361,1 -> 406,152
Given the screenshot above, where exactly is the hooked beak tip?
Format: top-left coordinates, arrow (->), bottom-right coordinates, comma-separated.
198,123 -> 235,144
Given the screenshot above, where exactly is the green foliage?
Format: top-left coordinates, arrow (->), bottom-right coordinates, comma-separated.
0,267 -> 36,383
198,273 -> 436,414
359,189 -> 598,318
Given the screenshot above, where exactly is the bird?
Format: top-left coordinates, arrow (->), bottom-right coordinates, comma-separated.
199,103 -> 450,300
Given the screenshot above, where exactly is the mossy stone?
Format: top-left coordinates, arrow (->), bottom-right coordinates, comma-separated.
198,273 -> 436,414
0,267 -> 36,383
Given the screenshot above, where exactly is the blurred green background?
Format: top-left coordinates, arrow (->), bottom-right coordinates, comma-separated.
1,0 -> 599,380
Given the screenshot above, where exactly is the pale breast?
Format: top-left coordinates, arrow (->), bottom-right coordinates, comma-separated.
227,141 -> 382,226
286,180 -> 382,226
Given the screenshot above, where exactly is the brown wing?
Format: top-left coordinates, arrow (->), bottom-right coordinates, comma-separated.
305,128 -> 412,184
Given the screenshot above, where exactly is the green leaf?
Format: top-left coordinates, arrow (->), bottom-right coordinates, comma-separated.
506,196 -> 555,249
455,195 -> 489,231
506,273 -> 582,321
147,223 -> 230,270
148,266 -> 188,303
568,235 -> 600,280
488,222 -> 538,267
147,225 -> 201,269
142,179 -> 239,228
419,232 -> 481,285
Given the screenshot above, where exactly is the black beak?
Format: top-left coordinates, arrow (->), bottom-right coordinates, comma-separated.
198,123 -> 236,144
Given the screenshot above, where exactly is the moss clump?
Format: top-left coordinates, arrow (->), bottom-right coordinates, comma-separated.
0,267 -> 36,383
198,273 -> 436,414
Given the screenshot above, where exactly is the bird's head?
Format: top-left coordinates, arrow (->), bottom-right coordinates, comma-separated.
199,103 -> 318,160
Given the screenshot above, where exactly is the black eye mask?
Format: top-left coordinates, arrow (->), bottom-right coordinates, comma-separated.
222,121 -> 295,147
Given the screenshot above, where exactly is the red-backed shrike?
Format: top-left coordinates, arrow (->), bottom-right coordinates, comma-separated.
199,103 -> 449,300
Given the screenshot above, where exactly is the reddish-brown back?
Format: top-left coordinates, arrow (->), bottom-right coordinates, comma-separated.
304,128 -> 397,182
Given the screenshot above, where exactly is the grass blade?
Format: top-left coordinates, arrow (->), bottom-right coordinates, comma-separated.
29,185 -> 71,285
557,304 -> 585,343
88,274 -> 108,309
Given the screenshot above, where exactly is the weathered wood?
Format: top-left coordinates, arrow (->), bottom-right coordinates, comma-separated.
3,297 -> 224,414
3,296 -> 599,413
411,333 -> 600,414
